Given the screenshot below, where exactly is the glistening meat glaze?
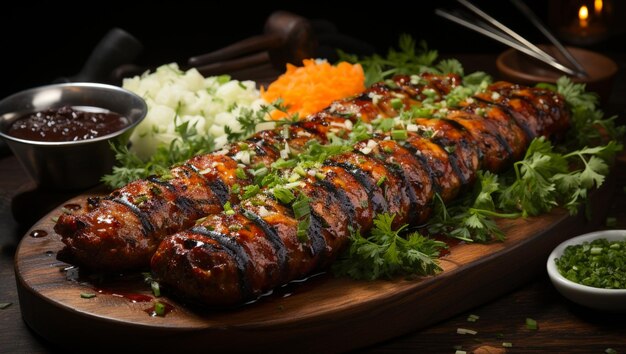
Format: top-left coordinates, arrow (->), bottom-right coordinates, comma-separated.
7,105 -> 129,142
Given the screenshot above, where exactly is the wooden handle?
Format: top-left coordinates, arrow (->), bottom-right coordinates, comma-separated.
188,34 -> 283,67
194,51 -> 270,77
187,11 -> 317,75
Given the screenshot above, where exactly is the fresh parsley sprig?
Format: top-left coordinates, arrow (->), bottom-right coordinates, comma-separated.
498,137 -> 621,217
102,118 -> 214,189
338,34 -> 439,87
332,213 -> 446,280
428,171 -> 520,242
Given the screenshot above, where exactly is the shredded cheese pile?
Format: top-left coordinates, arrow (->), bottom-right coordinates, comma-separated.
261,59 -> 365,119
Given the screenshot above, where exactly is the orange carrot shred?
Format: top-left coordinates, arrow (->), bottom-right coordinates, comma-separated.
261,59 -> 365,119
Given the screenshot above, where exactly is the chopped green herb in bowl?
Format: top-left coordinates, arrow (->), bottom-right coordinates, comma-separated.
547,230 -> 626,312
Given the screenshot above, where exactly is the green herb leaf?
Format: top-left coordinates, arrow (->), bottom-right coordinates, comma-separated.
428,172 -> 518,242
337,34 -> 439,87
333,213 -> 445,280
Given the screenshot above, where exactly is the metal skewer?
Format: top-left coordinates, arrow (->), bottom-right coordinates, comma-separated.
435,1 -> 587,78
509,0 -> 589,77
435,8 -> 581,77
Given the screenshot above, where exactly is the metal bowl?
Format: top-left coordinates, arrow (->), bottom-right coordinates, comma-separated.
0,83 -> 147,190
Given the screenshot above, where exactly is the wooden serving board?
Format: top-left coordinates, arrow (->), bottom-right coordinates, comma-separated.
15,179 -> 613,353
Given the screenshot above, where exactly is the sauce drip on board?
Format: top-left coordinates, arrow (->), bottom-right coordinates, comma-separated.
7,105 -> 129,142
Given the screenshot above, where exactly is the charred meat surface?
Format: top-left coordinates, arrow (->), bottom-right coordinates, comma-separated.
54,74 -> 461,270
151,82 -> 570,306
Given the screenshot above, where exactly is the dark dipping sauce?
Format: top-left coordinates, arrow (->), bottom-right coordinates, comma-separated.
7,105 -> 129,142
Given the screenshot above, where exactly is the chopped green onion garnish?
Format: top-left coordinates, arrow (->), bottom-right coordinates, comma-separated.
81,293 -> 96,299
252,167 -> 268,177
288,173 -> 301,182
294,165 -> 307,177
376,118 -> 395,132
292,196 -> 311,219
555,238 -> 626,289
525,317 -> 538,330
391,129 -> 408,140
235,167 -> 247,179
241,185 -> 260,199
467,314 -> 480,322
151,281 -> 161,297
231,183 -> 241,194
590,247 -> 603,255
502,342 -> 513,348
296,216 -> 310,242
315,172 -> 326,180
376,175 -> 387,186
273,187 -> 296,204
272,158 -> 297,169
605,348 -> 617,354
390,98 -> 403,110
456,328 -> 477,335
445,145 -> 457,154
223,201 -> 235,215
154,302 -> 166,316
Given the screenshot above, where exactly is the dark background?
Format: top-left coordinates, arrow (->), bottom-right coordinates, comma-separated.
1,1 -> 625,99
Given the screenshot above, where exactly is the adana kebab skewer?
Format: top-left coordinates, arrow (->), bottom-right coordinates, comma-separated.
150,81 -> 569,306
55,73 -> 462,271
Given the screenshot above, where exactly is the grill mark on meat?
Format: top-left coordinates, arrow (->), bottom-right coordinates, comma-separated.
147,176 -> 176,191
400,142 -> 439,193
186,163 -> 229,205
430,136 -> 468,186
174,196 -> 197,214
314,179 -> 358,230
307,211 -> 328,260
475,96 -> 536,140
241,209 -> 287,276
190,225 -> 252,298
378,156 -> 421,226
111,197 -> 155,235
324,160 -> 388,214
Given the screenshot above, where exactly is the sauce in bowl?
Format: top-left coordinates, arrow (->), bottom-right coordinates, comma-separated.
7,105 -> 129,142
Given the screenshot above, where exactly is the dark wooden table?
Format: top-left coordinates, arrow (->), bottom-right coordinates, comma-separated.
2,53 -> 626,353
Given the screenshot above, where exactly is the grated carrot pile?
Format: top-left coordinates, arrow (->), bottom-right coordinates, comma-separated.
261,59 -> 365,119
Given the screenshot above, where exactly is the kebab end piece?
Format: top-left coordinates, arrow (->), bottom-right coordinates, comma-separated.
54,201 -> 155,271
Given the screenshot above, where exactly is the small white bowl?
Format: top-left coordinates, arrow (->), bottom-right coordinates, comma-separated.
547,230 -> 626,312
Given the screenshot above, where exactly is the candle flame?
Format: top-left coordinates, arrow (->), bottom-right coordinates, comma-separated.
579,5 -> 589,28
594,0 -> 603,15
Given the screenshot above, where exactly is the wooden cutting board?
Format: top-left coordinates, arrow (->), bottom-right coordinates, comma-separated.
14,178 -> 613,353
